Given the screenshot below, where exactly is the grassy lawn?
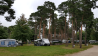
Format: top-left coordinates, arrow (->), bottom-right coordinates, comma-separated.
91,43 -> 98,45
0,44 -> 92,56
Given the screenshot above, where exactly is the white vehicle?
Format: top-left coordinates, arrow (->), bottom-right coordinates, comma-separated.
0,39 -> 18,47
89,40 -> 96,44
34,38 -> 50,46
62,39 -> 67,43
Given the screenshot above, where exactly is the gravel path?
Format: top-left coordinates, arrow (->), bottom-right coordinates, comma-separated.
65,45 -> 98,56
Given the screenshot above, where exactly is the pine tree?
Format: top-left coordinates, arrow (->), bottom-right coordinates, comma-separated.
11,14 -> 32,44
0,0 -> 15,21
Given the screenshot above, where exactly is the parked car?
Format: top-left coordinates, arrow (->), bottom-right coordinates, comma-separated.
89,40 -> 96,44
17,40 -> 23,46
62,40 -> 71,43
0,39 -> 18,47
34,38 -> 50,46
50,39 -> 62,45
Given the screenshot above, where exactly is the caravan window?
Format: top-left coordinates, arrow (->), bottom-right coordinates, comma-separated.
1,41 -> 5,45
12,41 -> 15,45
8,41 -> 11,45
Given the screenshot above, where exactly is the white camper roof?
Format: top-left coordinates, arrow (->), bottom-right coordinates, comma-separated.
0,39 -> 16,41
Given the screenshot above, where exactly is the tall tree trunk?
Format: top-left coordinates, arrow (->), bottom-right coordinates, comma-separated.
48,16 -> 51,41
66,33 -> 68,47
66,23 -> 68,47
50,25 -> 52,40
54,27 -> 56,39
75,19 -> 78,46
59,29 -> 61,39
34,25 -> 37,40
65,17 -> 67,47
80,24 -> 82,48
73,21 -> 75,45
64,28 -> 65,40
80,16 -> 83,48
62,30 -> 64,40
61,30 -> 63,45
66,17 -> 70,47
72,20 -> 74,48
85,27 -> 87,46
39,21 -> 41,39
79,28 -> 80,44
59,32 -> 60,39
76,30 -> 78,46
73,28 -> 75,45
55,28 -> 57,39
44,24 -> 46,38
43,24 -> 45,38
61,29 -> 62,40
39,18 -> 42,39
61,30 -> 62,40
49,17 -> 51,34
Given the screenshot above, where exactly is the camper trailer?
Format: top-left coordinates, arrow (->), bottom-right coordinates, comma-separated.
0,39 -> 18,47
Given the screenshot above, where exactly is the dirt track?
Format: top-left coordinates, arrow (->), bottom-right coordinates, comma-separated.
65,45 -> 98,56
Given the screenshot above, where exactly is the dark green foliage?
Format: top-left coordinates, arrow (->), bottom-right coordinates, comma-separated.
44,1 -> 56,10
90,18 -> 98,41
8,26 -> 14,33
44,1 -> 56,35
0,26 -> 8,39
67,27 -> 72,38
0,0 -> 15,21
77,31 -> 85,40
11,14 -> 32,42
57,0 -> 98,48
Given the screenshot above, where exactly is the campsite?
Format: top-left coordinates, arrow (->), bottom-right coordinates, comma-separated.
0,0 -> 98,56
0,44 -> 92,56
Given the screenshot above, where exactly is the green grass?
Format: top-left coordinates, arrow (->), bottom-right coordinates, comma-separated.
0,44 -> 92,56
91,43 -> 98,45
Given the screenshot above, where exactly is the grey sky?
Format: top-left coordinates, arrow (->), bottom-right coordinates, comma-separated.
0,0 -> 98,28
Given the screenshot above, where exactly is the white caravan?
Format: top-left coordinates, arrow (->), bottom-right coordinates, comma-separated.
0,39 -> 18,47
34,38 -> 50,46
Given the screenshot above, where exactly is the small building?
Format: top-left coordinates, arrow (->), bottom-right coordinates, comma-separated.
0,39 -> 18,47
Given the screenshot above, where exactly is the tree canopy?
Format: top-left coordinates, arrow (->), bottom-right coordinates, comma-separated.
11,14 -> 32,42
0,0 -> 15,21
0,26 -> 8,39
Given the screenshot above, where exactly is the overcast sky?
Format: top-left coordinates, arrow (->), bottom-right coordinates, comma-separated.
0,0 -> 98,27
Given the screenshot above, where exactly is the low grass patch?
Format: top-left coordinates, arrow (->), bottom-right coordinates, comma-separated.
0,44 -> 92,56
91,43 -> 98,45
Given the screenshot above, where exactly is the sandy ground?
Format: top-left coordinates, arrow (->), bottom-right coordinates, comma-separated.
65,45 -> 98,56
